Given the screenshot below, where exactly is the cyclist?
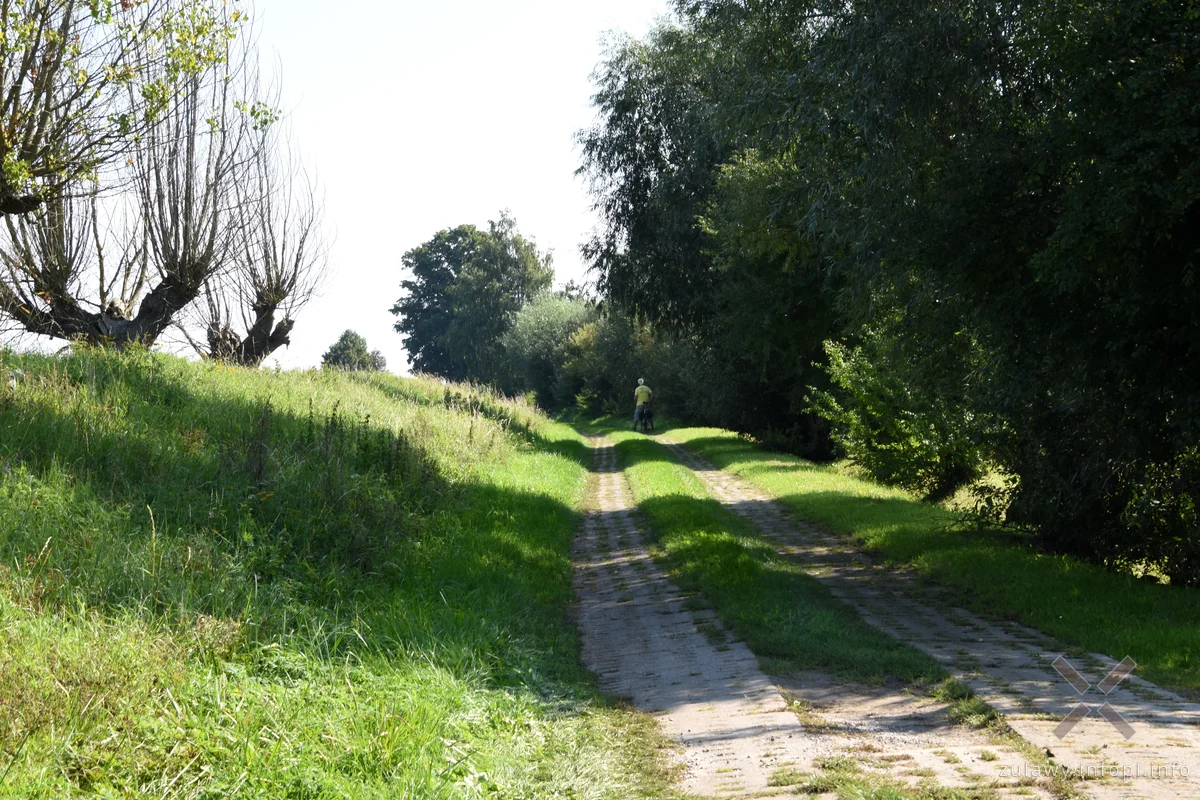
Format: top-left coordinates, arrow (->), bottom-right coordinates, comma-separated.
633,378 -> 654,431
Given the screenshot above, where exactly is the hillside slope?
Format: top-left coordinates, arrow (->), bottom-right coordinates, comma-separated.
0,350 -> 672,798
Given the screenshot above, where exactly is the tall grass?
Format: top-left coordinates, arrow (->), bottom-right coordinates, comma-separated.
0,348 -> 675,798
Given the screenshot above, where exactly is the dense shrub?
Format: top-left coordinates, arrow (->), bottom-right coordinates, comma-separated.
502,295 -> 595,407
810,336 -> 985,502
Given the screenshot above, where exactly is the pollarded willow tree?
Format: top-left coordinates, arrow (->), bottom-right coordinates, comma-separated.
0,0 -> 238,215
195,130 -> 326,366
138,22 -> 324,366
0,1 -> 327,362
0,0 -> 249,343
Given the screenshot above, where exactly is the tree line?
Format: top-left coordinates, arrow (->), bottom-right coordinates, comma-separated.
394,1 -> 1200,586
0,1 -> 326,365
389,212 -> 671,419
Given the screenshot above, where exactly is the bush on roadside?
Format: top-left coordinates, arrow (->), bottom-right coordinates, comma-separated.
502,294 -> 595,408
811,331 -> 988,502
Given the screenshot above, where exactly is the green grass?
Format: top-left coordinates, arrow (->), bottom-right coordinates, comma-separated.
598,427 -> 943,686
667,426 -> 1200,697
0,348 -> 677,798
768,753 -> 1001,799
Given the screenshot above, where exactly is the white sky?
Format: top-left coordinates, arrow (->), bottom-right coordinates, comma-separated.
252,0 -> 673,372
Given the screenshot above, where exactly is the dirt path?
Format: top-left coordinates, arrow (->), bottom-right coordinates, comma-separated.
658,437 -> 1200,800
573,437 -> 1050,799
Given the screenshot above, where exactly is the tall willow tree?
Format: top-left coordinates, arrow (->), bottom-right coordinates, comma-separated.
578,23 -> 842,454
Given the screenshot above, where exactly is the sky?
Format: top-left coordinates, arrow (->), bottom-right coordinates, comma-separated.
250,0 -> 674,373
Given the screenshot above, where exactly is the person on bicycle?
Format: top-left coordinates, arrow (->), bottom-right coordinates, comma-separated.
634,378 -> 654,430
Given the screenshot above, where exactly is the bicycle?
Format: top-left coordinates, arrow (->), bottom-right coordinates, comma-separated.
633,403 -> 656,434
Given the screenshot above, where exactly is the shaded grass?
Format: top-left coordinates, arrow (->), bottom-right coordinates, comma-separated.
669,427 -> 1200,697
604,429 -> 943,686
0,349 -> 678,798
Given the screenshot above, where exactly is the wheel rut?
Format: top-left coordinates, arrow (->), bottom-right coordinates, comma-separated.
573,436 -> 1051,799
574,439 -> 807,798
657,436 -> 1200,800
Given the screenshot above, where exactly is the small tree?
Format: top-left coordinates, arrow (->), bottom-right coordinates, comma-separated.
503,294 -> 593,407
322,330 -> 385,372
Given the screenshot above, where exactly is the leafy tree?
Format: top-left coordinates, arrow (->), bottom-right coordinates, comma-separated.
502,294 -> 594,408
809,330 -> 988,502
322,330 -> 385,372
391,212 -> 552,384
577,27 -> 723,333
562,309 -> 660,416
0,0 -> 248,216
389,225 -> 473,378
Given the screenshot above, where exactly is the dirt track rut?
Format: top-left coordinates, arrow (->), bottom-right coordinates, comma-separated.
573,437 -> 1053,799
574,440 -> 809,798
658,437 -> 1200,800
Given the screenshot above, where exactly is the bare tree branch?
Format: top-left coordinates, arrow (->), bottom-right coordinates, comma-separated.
0,0 -> 248,216
0,4 -> 272,350
200,124 -> 328,366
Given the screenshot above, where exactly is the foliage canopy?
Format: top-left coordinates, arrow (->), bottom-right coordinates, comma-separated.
391,212 -> 552,384
322,330 -> 386,372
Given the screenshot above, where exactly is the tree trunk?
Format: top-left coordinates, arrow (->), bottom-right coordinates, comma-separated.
207,300 -> 295,367
0,194 -> 43,216
0,274 -> 199,349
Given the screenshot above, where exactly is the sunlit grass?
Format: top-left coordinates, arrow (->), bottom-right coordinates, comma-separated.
668,426 -> 1200,697
0,348 -> 678,798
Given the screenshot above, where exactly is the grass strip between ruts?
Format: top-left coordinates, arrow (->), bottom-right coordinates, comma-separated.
666,425 -> 1200,698
603,427 -> 944,687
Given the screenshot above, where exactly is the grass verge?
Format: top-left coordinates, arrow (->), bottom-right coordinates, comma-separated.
0,349 -> 677,798
666,426 -> 1200,697
600,427 -> 943,686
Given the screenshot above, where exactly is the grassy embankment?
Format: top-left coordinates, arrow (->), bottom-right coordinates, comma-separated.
661,425 -> 1200,697
0,349 -> 676,799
